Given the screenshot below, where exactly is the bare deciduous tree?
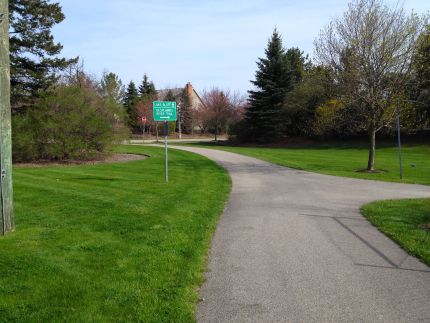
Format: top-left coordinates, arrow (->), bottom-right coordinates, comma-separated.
315,0 -> 427,171
200,88 -> 246,141
193,103 -> 211,135
61,59 -> 99,90
136,98 -> 154,135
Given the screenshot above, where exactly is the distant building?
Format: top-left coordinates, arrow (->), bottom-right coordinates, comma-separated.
157,82 -> 204,110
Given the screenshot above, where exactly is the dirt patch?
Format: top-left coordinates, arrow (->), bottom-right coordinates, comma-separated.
15,153 -> 148,168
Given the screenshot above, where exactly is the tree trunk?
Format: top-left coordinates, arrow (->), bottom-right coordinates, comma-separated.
367,128 -> 376,171
215,125 -> 218,141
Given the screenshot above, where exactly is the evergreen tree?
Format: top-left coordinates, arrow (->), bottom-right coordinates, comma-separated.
246,29 -> 292,141
100,72 -> 125,104
124,81 -> 139,130
9,0 -> 77,110
139,74 -> 156,98
284,48 -> 307,88
164,90 -> 176,102
179,88 -> 193,134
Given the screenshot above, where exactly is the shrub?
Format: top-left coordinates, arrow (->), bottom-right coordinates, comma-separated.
13,85 -> 128,162
228,120 -> 254,142
313,100 -> 368,138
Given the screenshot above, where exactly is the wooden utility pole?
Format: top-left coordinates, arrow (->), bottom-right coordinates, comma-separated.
0,0 -> 14,235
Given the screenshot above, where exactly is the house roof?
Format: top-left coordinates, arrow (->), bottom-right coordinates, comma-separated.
157,84 -> 205,109
157,88 -> 183,101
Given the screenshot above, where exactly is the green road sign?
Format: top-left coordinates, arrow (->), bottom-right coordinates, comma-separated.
153,101 -> 177,122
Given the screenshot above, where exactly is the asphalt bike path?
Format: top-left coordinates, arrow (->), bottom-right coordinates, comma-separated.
169,145 -> 430,323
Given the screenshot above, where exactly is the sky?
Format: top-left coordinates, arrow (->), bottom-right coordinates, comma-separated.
52,0 -> 429,94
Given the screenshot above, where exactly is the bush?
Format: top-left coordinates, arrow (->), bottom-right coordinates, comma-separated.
155,121 -> 176,136
13,85 -> 129,162
228,120 -> 254,142
312,100 -> 367,138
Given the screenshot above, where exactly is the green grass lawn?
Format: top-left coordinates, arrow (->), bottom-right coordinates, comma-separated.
0,145 -> 230,322
362,199 -> 430,266
180,141 -> 430,185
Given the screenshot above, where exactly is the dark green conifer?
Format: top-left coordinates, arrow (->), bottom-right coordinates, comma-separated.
139,74 -> 156,98
179,88 -> 193,134
246,29 -> 291,140
9,0 -> 77,110
124,81 -> 139,129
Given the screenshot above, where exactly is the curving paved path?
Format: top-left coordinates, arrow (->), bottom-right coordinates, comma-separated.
172,146 -> 430,322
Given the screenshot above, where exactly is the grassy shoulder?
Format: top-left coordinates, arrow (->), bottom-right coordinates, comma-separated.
180,141 -> 430,185
0,145 -> 231,322
362,199 -> 430,266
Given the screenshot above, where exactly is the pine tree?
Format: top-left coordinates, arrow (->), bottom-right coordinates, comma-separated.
179,88 -> 193,134
9,0 -> 77,110
100,72 -> 125,104
246,29 -> 292,141
285,48 -> 307,88
139,74 -> 156,98
124,81 -> 139,130
164,89 -> 176,102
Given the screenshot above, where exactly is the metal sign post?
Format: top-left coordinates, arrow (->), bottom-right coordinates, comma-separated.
396,110 -> 403,180
153,102 -> 177,183
164,121 -> 169,182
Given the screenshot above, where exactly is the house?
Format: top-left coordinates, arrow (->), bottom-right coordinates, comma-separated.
156,83 -> 205,135
157,82 -> 204,110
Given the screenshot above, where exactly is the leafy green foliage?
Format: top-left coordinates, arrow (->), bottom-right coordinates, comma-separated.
282,64 -> 327,136
362,199 -> 430,266
0,146 -> 231,322
313,100 -> 367,138
13,85 -> 127,161
411,24 -> 430,128
9,0 -> 76,110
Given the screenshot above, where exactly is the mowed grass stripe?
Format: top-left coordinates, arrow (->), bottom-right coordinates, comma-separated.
183,143 -> 430,185
0,145 -> 231,322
